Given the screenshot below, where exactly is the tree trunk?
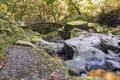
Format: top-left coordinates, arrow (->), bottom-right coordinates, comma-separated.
4,0 -> 19,15
19,6 -> 27,21
51,4 -> 56,22
69,0 -> 81,16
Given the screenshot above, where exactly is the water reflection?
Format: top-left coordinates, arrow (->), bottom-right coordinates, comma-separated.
88,69 -> 120,80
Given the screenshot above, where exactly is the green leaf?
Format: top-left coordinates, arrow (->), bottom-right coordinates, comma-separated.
44,0 -> 56,5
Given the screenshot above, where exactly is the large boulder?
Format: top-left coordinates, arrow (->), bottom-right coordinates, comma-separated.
101,37 -> 120,51
0,46 -> 67,80
44,43 -> 64,54
64,38 -> 88,59
88,23 -> 96,28
67,21 -> 88,30
63,33 -> 106,59
70,28 -> 87,38
16,40 -> 36,47
106,60 -> 120,71
35,39 -> 64,54
65,56 -> 87,75
88,23 -> 98,32
65,47 -> 106,75
77,47 -> 106,69
30,36 -> 42,43
83,33 -> 106,49
107,50 -> 119,57
43,31 -> 64,42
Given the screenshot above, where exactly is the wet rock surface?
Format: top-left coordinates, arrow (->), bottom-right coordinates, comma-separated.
77,47 -> 106,69
0,46 -> 67,80
65,56 -> 87,76
37,33 -> 120,75
1,33 -> 120,79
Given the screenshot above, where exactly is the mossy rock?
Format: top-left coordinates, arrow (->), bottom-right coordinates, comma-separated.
30,36 -> 42,43
42,31 -> 62,41
0,16 -> 25,56
109,27 -> 120,34
42,31 -> 57,39
95,27 -> 106,33
31,24 -> 55,34
94,25 -> 110,33
71,28 -> 87,38
67,21 -> 88,26
16,40 -> 36,47
92,25 -> 120,34
24,29 -> 40,37
88,23 -> 96,28
21,29 -> 42,43
88,23 -> 107,33
67,21 -> 89,31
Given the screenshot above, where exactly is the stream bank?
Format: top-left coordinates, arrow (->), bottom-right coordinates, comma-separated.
1,32 -> 120,80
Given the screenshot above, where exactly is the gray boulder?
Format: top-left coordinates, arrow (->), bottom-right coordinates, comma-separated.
67,21 -> 88,30
83,33 -> 106,49
101,37 -> 120,51
35,39 -> 64,54
65,56 -> 86,75
63,33 -> 107,59
77,47 -> 106,69
70,28 -> 87,38
16,40 -> 36,47
64,38 -> 87,59
0,46 -> 67,80
36,39 -> 51,46
44,43 -> 64,54
106,60 -> 120,70
107,50 -> 119,57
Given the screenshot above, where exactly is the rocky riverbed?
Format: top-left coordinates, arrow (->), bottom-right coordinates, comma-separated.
0,47 -> 67,80
35,33 -> 120,76
0,33 -> 120,80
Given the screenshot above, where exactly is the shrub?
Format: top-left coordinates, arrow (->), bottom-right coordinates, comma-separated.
0,16 -> 25,56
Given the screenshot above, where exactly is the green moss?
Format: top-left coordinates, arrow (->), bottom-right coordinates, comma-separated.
71,28 -> 87,38
88,23 -> 96,27
42,31 -> 59,40
109,27 -> 120,34
30,36 -> 42,43
93,25 -> 110,33
95,26 -> 120,34
0,51 -> 6,57
32,24 -> 55,34
67,21 -> 88,26
84,76 -> 93,80
23,29 -> 41,41
0,16 -> 25,56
